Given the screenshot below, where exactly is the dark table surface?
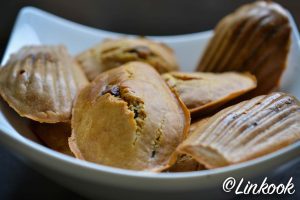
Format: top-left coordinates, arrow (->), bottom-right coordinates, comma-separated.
1,1 -> 300,199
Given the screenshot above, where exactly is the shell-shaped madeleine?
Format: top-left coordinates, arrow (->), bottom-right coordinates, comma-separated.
162,71 -> 256,115
31,122 -> 73,156
76,38 -> 179,81
69,61 -> 190,171
197,1 -> 291,95
178,92 -> 300,169
0,46 -> 88,123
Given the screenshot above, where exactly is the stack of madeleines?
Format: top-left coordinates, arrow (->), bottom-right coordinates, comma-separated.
1,1 -> 300,172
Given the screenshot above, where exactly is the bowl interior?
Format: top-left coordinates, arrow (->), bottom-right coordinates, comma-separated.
0,6 -> 300,178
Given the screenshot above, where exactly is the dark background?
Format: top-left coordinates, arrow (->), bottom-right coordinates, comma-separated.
1,0 -> 300,56
0,0 -> 300,199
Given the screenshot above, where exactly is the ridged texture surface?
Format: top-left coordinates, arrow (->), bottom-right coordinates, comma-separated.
31,122 -> 73,156
0,45 -> 89,123
178,92 -> 300,169
197,1 -> 291,95
163,71 -> 256,115
69,62 -> 190,171
76,38 -> 179,81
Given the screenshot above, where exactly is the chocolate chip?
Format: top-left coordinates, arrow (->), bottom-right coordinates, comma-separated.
285,98 -> 293,104
19,70 -> 25,75
102,85 -> 120,97
232,115 -> 238,120
134,109 -> 139,118
270,106 -> 280,112
151,150 -> 156,158
110,86 -> 120,96
128,46 -> 151,59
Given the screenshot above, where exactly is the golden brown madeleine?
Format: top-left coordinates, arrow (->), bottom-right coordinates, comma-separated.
0,45 -> 89,123
197,1 -> 291,95
31,122 -> 73,156
76,38 -> 179,81
167,118 -> 209,172
69,62 -> 190,171
178,92 -> 300,169
163,71 -> 256,115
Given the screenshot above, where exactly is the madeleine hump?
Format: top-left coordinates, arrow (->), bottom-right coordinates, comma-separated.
69,61 -> 190,171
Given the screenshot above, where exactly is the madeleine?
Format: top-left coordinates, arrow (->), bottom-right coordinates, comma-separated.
163,71 -> 256,115
70,62 -> 189,171
197,1 -> 291,95
0,45 -> 88,123
76,38 -> 179,81
178,92 -> 300,169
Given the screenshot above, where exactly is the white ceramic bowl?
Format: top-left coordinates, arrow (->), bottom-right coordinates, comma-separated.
1,7 -> 300,200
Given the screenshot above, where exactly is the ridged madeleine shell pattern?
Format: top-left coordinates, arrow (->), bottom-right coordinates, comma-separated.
76,38 -> 179,81
162,71 -> 256,115
178,92 -> 300,169
0,45 -> 89,123
197,1 -> 291,95
69,62 -> 190,171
